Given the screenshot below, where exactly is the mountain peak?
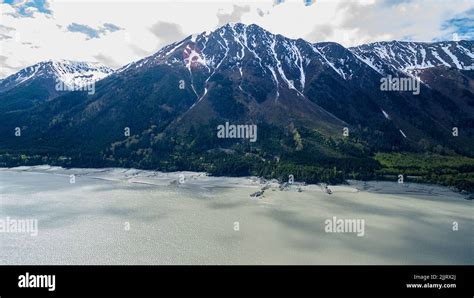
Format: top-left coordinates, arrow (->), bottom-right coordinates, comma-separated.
0,59 -> 114,93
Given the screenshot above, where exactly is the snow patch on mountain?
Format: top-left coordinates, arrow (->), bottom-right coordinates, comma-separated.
399,129 -> 407,138
381,109 -> 391,120
350,40 -> 474,75
49,60 -> 114,88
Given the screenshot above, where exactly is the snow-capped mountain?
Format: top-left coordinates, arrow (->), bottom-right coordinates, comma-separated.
1,23 -> 473,170
118,23 -> 313,93
350,40 -> 474,76
0,60 -> 114,93
349,40 -> 474,116
117,23 -> 374,101
0,59 -> 114,113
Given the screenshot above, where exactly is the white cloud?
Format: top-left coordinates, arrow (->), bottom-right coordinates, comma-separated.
0,0 -> 472,77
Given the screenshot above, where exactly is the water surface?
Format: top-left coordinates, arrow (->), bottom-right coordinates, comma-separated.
0,166 -> 472,264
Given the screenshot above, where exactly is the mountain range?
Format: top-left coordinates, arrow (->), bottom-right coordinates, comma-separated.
1,23 -> 473,190
0,60 -> 113,112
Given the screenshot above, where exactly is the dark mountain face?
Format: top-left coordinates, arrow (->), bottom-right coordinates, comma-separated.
1,23 -> 473,185
1,24 -> 345,148
348,40 -> 474,152
113,24 -> 349,131
349,40 -> 474,127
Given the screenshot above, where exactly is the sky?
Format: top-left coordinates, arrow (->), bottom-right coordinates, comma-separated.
0,0 -> 473,77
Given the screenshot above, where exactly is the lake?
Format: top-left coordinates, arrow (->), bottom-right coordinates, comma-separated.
0,166 -> 472,265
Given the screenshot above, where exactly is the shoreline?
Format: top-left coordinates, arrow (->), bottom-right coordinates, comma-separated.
0,165 -> 471,200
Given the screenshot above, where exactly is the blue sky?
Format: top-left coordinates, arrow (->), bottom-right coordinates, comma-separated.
2,0 -> 52,17
66,22 -> 122,39
1,0 -> 473,77
441,8 -> 474,41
